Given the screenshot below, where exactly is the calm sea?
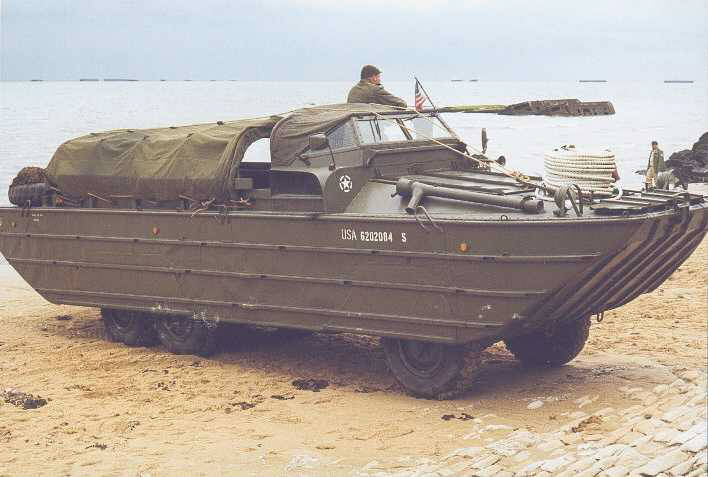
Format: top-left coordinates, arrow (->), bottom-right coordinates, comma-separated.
2,80 -> 706,200
1,80 -> 706,276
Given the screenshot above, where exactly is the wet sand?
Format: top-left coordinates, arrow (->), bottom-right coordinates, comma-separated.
0,239 -> 706,476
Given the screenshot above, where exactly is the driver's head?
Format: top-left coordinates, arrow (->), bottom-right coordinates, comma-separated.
361,65 -> 382,84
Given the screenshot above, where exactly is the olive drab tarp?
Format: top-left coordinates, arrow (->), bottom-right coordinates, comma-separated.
44,103 -> 403,200
269,103 -> 399,166
45,117 -> 279,202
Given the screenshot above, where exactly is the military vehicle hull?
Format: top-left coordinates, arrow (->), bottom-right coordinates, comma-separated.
4,105 -> 707,397
2,200 -> 705,347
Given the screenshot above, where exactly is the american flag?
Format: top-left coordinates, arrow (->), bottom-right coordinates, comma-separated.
414,80 -> 426,112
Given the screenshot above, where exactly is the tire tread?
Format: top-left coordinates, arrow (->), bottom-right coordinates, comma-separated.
504,315 -> 591,366
101,308 -> 158,347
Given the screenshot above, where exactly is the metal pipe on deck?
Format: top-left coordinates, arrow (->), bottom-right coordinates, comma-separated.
396,179 -> 544,214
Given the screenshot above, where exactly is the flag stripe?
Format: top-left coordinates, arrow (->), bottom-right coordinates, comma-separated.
414,81 -> 425,112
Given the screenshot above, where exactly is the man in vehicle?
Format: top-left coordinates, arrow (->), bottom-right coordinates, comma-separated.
645,140 -> 666,189
347,65 -> 407,108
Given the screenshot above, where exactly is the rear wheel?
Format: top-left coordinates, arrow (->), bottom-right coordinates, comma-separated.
504,315 -> 591,366
155,314 -> 218,357
101,308 -> 158,346
382,338 -> 466,398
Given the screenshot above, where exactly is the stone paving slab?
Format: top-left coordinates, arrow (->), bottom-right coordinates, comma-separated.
356,369 -> 707,477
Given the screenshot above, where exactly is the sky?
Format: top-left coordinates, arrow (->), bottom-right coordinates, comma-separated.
1,0 -> 706,81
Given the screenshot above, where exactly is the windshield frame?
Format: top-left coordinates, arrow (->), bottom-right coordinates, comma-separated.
353,112 -> 456,145
299,112 -> 460,161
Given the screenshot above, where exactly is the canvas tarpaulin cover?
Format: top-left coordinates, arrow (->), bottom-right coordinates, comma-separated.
269,103 -> 399,166
45,117 -> 279,202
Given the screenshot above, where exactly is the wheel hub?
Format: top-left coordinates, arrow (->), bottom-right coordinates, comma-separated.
398,340 -> 445,378
161,316 -> 194,342
112,313 -> 136,332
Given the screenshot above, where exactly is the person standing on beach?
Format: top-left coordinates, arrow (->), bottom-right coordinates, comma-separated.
481,128 -> 489,154
347,65 -> 407,108
645,140 -> 665,189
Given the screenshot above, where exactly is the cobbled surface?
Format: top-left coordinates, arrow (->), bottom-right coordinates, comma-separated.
354,370 -> 707,477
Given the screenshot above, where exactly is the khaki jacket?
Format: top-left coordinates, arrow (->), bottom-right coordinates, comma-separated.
650,148 -> 665,173
645,148 -> 666,184
347,80 -> 407,108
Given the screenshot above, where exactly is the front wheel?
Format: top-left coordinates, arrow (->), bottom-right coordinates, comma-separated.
504,315 -> 591,366
155,314 -> 218,357
382,338 -> 466,398
101,308 -> 158,347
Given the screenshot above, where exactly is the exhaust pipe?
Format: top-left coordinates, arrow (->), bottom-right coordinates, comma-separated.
396,179 -> 544,214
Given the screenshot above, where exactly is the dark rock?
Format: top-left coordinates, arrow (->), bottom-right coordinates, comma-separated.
234,401 -> 256,410
666,149 -> 693,168
271,393 -> 295,400
571,415 -> 603,432
231,395 -> 265,409
1,389 -> 48,410
292,378 -> 329,392
692,132 -> 708,165
441,412 -> 474,421
667,132 -> 708,183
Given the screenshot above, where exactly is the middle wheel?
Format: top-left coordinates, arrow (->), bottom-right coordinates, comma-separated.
155,314 -> 218,357
381,337 -> 465,398
101,308 -> 158,347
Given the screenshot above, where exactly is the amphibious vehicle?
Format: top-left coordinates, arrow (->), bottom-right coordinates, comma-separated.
2,103 -> 706,397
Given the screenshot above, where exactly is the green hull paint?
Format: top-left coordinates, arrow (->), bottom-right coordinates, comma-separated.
2,202 -> 705,345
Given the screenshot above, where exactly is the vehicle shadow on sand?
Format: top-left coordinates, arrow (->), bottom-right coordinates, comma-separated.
44,311 -> 674,401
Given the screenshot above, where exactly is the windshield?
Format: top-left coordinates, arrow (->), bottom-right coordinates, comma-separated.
355,114 -> 454,144
403,115 -> 454,140
355,118 -> 408,144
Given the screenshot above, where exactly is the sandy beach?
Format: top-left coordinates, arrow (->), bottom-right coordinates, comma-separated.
0,238 -> 706,476
3,0 -> 707,474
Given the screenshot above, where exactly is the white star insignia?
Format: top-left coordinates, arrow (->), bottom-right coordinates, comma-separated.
339,175 -> 353,192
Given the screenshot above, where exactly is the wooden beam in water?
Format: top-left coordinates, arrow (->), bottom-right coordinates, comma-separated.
421,105 -> 506,114
424,99 -> 615,116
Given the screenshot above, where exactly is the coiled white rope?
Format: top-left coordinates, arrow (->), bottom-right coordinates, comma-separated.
544,146 -> 618,196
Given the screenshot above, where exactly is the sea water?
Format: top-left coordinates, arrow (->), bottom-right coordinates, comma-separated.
0,80 -> 706,273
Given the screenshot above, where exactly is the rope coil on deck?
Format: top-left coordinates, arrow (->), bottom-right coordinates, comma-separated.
544,146 -> 618,196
